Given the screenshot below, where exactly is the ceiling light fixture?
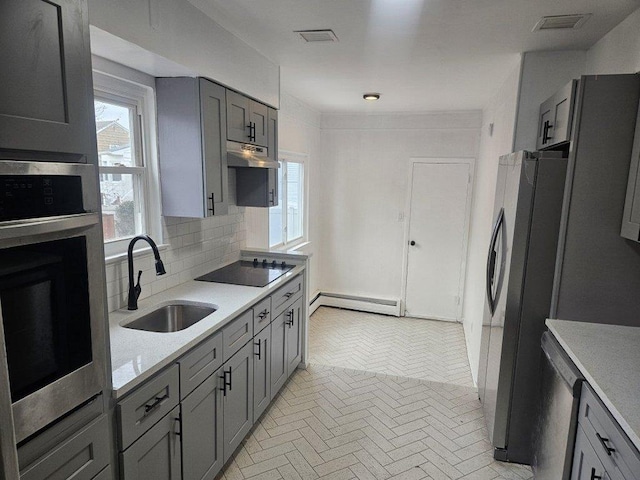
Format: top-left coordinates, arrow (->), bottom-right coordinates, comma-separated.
363,93 -> 381,101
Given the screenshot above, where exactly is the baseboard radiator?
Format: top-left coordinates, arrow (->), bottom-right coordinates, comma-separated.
309,292 -> 401,317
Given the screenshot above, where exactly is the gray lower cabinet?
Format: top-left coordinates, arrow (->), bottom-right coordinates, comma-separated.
253,325 -> 271,422
20,415 -> 110,480
223,341 -> 254,462
181,370 -> 224,480
285,297 -> 303,375
120,406 -> 182,480
270,310 -> 288,395
572,425 -> 609,480
156,77 -> 229,218
572,383 -> 640,480
0,0 -> 95,159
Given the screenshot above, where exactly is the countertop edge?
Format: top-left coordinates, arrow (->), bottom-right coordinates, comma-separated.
546,319 -> 640,449
111,264 -> 306,399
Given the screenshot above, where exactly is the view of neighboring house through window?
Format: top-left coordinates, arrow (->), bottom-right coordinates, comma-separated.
269,155 -> 305,247
93,93 -> 146,245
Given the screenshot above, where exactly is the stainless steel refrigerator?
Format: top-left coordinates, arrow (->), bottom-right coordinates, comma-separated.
477,150 -> 567,464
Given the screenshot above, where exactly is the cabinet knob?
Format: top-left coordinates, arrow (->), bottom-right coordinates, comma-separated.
410,240 -> 416,246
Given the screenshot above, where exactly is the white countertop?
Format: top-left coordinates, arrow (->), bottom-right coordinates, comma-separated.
109,264 -> 305,399
546,319 -> 640,449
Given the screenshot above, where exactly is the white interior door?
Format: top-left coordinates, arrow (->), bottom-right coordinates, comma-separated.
404,160 -> 473,321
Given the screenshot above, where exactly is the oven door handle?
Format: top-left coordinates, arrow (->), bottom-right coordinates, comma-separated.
0,213 -> 99,241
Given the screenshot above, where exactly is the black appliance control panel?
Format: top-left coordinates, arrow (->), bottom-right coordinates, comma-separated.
0,175 -> 85,221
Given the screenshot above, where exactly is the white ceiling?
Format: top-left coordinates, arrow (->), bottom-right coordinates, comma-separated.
187,0 -> 639,113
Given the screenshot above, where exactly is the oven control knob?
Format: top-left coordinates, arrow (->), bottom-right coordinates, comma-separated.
272,260 -> 277,268
253,258 -> 258,266
281,261 -> 287,269
262,259 -> 267,267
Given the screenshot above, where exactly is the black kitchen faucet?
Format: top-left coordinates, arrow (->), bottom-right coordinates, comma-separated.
127,235 -> 166,310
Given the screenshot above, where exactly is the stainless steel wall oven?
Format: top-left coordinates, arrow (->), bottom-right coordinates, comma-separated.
0,160 -> 107,444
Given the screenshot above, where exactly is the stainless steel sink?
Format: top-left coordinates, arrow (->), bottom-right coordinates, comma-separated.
122,304 -> 216,332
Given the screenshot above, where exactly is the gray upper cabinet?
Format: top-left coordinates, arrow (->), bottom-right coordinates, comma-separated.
0,0 -> 95,160
226,89 -> 271,147
621,104 -> 640,242
267,108 -> 278,164
537,80 -> 577,151
120,405 -> 182,480
235,168 -> 278,207
226,90 -> 251,144
156,77 -> 229,218
250,102 -> 268,147
181,370 -> 224,480
222,341 -> 254,462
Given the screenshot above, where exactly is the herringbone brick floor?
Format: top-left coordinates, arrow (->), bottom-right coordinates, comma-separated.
309,308 -> 474,387
218,308 -> 533,479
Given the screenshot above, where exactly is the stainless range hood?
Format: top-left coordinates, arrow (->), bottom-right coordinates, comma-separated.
227,141 -> 279,169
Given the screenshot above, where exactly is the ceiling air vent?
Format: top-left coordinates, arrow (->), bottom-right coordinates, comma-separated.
295,29 -> 339,43
532,14 -> 592,32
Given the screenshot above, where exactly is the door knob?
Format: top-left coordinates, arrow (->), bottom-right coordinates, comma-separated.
410,240 -> 416,246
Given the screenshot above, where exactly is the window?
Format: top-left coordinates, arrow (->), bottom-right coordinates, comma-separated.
269,154 -> 306,247
93,71 -> 160,258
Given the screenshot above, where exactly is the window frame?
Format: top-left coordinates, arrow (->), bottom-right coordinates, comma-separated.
93,71 -> 162,259
269,151 -> 308,249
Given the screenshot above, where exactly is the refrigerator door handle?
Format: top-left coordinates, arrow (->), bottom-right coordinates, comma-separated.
486,208 -> 504,315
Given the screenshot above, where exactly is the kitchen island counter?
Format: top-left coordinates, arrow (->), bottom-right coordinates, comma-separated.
546,319 -> 640,450
109,256 -> 307,399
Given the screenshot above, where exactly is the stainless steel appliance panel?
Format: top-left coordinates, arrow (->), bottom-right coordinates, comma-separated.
479,151 -> 567,463
533,332 -> 583,479
0,161 -> 107,443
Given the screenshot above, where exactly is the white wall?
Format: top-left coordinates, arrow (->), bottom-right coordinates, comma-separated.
319,112 -> 482,303
462,63 -> 521,384
513,51 -> 586,152
585,7 -> 640,74
245,93 -> 322,297
87,0 -> 279,107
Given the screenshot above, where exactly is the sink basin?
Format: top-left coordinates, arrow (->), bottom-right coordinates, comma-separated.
122,304 -> 216,332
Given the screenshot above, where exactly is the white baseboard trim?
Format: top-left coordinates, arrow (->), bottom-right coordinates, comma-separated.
310,292 -> 401,317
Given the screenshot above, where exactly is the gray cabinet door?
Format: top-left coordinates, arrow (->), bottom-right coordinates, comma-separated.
20,416 -> 110,480
250,101 -> 269,147
270,311 -> 288,396
181,370 -> 224,480
0,0 -> 95,159
572,425 -> 609,480
200,78 -> 229,217
235,168 -> 278,208
226,90 -> 251,143
285,297 -> 303,378
253,325 -> 271,422
222,341 -> 254,462
536,80 -> 577,150
621,106 -> 640,242
120,406 -> 182,480
267,108 -> 278,163
156,77 -> 228,218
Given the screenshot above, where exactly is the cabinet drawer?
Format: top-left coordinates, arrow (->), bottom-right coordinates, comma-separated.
117,364 -> 180,450
20,415 -> 110,480
579,383 -> 640,479
272,275 -> 303,319
253,297 -> 272,334
178,333 -> 223,399
223,310 -> 253,361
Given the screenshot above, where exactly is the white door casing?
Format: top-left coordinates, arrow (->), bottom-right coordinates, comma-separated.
402,158 -> 474,321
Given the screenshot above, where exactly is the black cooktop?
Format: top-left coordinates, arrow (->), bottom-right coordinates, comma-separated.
195,260 -> 293,287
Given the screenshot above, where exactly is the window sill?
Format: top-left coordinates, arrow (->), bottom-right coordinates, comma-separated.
270,239 -> 310,252
105,243 -> 170,265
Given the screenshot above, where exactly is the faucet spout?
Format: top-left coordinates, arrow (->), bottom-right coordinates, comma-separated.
127,235 -> 165,310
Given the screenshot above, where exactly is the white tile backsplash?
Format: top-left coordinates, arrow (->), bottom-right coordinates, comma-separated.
105,205 -> 246,313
